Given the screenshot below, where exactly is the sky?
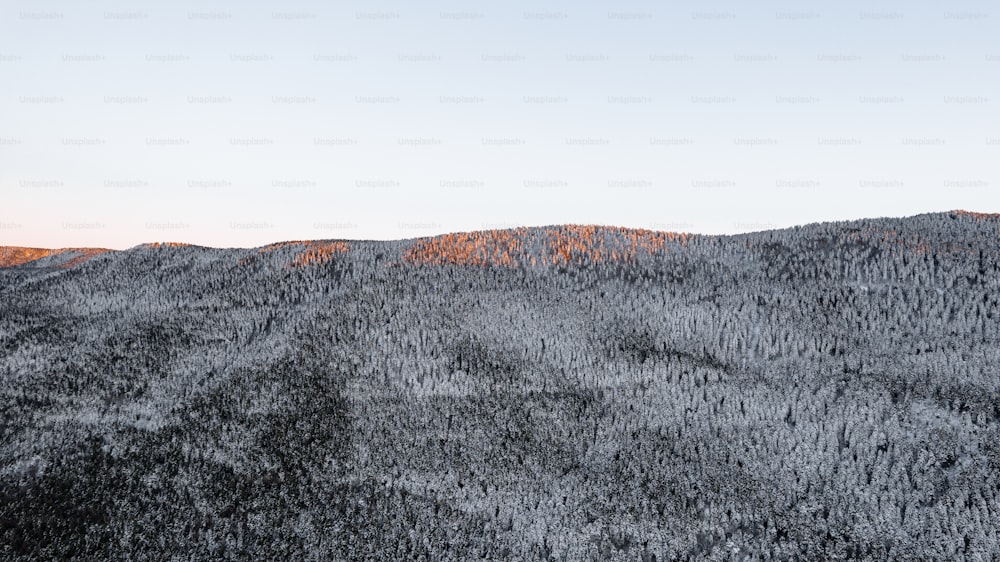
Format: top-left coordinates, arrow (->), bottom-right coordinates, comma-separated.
1,0 -> 997,249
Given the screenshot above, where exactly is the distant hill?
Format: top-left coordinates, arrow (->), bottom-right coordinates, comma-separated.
2,209 -> 997,270
1,210 -> 999,560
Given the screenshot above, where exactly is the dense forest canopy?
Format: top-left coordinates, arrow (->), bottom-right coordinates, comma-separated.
1,210 -> 998,560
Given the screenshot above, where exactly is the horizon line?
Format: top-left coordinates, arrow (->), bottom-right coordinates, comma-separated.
1,209 -> 997,252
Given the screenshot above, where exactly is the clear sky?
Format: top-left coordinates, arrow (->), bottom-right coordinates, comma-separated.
1,0 -> 997,249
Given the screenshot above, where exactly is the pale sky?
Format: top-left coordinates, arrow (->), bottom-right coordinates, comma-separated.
1,0 -> 997,249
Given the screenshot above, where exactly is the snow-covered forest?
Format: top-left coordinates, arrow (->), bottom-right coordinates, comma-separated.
2,210 -> 999,560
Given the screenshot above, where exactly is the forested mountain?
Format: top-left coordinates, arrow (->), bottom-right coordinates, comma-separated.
2,210 -> 999,560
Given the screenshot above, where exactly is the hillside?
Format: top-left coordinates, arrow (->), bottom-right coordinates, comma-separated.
1,210 -> 999,560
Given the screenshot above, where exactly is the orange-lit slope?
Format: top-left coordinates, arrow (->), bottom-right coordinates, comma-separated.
403,225 -> 693,267
952,209 -> 1000,223
0,247 -> 113,268
59,248 -> 115,268
289,241 -> 350,267
143,242 -> 194,249
239,240 -> 350,268
0,247 -> 59,268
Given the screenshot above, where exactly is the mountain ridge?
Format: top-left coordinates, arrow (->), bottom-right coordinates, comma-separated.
1,209 -> 997,270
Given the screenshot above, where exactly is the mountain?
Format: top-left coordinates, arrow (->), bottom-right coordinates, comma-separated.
1,210 -> 999,560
